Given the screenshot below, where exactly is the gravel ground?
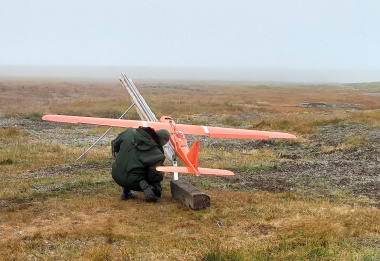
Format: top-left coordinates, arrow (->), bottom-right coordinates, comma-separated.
228,124 -> 380,205
2,118 -> 379,206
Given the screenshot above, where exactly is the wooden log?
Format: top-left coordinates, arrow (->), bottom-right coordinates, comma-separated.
170,179 -> 210,210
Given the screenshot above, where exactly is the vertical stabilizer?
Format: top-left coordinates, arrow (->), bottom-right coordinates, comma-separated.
187,140 -> 200,169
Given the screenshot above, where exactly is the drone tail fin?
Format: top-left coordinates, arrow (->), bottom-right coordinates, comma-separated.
187,140 -> 200,169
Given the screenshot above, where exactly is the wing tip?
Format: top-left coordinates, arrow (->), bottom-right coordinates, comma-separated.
282,134 -> 297,139
41,115 -> 52,121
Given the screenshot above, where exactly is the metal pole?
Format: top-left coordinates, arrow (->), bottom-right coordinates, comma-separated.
122,74 -> 157,121
76,103 -> 135,161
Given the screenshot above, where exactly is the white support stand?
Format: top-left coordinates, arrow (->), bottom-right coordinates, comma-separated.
173,160 -> 179,180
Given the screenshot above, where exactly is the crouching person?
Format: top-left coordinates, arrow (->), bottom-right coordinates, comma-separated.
111,127 -> 170,202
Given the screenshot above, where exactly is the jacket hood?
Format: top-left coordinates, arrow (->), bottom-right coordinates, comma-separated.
133,129 -> 160,151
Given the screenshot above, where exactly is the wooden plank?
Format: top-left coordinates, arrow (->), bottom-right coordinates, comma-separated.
170,179 -> 210,210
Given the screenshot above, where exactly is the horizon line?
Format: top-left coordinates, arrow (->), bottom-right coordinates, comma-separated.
1,65 -> 379,84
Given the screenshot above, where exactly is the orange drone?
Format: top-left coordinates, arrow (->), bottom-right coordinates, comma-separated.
42,74 -> 296,177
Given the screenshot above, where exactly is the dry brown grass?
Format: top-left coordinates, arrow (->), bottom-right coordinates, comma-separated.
0,127 -> 110,174
2,79 -> 380,118
1,190 -> 379,260
198,147 -> 278,170
1,78 -> 379,260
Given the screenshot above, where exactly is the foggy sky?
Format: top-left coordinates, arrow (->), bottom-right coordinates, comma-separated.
1,1 -> 380,83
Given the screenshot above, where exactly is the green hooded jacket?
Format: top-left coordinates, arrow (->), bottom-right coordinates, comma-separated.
111,128 -> 165,189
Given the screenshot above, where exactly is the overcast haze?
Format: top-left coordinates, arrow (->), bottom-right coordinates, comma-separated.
1,1 -> 380,82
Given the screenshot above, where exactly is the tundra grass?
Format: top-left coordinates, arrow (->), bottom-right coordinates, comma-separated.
2,79 -> 380,118
0,127 -> 111,173
1,190 -> 379,260
1,123 -> 378,260
1,79 -> 379,260
198,147 -> 278,170
323,134 -> 368,153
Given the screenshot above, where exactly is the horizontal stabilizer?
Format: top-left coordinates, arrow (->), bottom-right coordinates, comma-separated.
156,166 -> 235,176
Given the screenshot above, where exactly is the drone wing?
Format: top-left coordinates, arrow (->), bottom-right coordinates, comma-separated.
175,124 -> 296,139
42,115 -> 296,140
42,115 -> 169,130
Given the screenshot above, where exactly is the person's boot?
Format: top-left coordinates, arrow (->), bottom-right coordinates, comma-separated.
139,180 -> 158,202
121,188 -> 136,200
